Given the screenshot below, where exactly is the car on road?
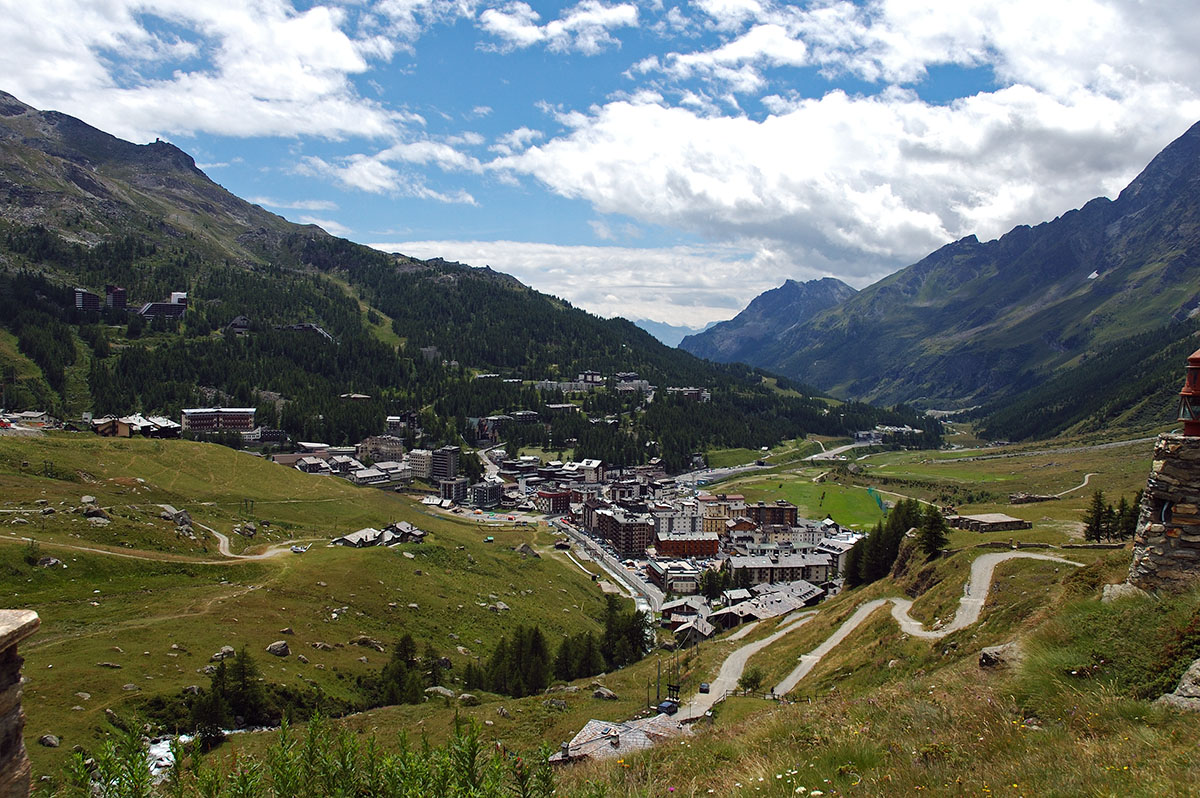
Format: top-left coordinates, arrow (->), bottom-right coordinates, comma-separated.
698,682 -> 710,694
656,699 -> 679,715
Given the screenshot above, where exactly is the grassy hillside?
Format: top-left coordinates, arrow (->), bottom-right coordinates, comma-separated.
2,434 -> 609,778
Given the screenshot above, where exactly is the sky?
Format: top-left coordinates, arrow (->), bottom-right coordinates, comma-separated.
3,0 -> 1200,329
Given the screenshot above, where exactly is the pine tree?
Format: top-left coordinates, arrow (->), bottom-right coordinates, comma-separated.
917,503 -> 949,559
1082,490 -> 1106,543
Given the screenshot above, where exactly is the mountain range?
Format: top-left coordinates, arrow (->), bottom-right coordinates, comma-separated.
681,120 -> 1200,429
0,90 -> 933,464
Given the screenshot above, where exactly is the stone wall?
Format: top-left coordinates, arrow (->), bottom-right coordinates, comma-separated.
1130,434 -> 1200,590
0,610 -> 39,798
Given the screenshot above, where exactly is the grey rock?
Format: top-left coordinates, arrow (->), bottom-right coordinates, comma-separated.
496,706 -> 511,718
266,641 -> 290,657
11,517 -> 28,524
96,662 -> 122,669
279,627 -> 294,635
311,641 -> 334,651
979,642 -> 1023,669
38,735 -> 60,748
542,699 -> 568,711
458,693 -> 480,706
425,686 -> 455,699
81,496 -> 96,505
83,505 -> 108,519
88,517 -> 110,526
182,685 -> 201,695
593,686 -> 618,700
41,507 -> 56,515
74,692 -> 90,701
296,654 -> 309,664
211,645 -> 236,662
1101,582 -> 1151,603
407,603 -> 419,610
122,683 -> 139,691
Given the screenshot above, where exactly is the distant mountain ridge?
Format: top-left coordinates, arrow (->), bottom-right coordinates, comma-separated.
679,277 -> 856,363
684,119 -> 1200,413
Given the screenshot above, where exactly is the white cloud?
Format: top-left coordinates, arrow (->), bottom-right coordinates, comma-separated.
297,151 -> 478,203
249,196 -> 340,211
371,0 -> 478,41
297,215 -> 354,236
479,0 -> 639,55
0,0 -> 406,142
491,82 -> 1200,278
368,239 -> 803,325
490,126 -> 545,155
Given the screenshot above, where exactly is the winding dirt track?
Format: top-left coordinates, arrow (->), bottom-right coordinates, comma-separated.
772,551 -> 1081,695
675,551 -> 1083,718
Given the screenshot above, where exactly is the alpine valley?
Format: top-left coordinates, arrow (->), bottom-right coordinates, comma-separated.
681,120 -> 1200,440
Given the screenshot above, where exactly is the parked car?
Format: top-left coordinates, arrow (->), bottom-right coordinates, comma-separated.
656,699 -> 679,715
698,683 -> 710,694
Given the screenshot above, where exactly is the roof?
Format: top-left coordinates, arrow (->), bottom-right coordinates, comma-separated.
334,528 -> 382,545
549,714 -> 688,763
960,513 -> 1027,524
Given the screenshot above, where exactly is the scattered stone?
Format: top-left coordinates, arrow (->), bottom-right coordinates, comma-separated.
182,685 -> 201,695
122,684 -> 139,691
11,517 -> 28,525
496,706 -> 511,718
317,581 -> 327,587
83,505 -> 108,519
311,642 -> 334,651
542,699 -> 568,712
979,642 -> 1023,669
88,517 -> 110,526
407,603 -> 419,610
81,496 -> 96,505
96,662 -> 122,669
38,735 -> 60,748
1101,582 -> 1151,603
71,706 -> 84,712
459,693 -> 480,706
37,556 -> 61,568
297,654 -> 309,664
279,627 -> 294,635
211,646 -> 236,662
350,635 -> 385,652
75,692 -> 90,701
403,551 -> 415,559
456,646 -> 471,656
41,507 -> 56,515
266,641 -> 290,657
425,686 -> 455,699
593,686 -> 618,701
357,656 -> 369,664
887,659 -> 900,669
414,569 -> 422,576
484,720 -> 493,726
199,665 -> 217,675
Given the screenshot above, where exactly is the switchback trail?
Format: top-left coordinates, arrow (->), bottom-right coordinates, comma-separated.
773,551 -> 1082,695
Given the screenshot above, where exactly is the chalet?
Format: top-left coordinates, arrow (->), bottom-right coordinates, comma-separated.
333,528 -> 384,547
674,615 -> 716,648
226,315 -> 251,334
645,559 -> 701,594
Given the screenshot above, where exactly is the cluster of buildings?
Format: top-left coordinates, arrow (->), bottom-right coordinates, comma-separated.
527,370 -> 706,402
73,286 -> 189,319
331,521 -> 427,548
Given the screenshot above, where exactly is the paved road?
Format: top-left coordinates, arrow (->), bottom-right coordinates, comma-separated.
772,551 -> 1082,695
555,520 -> 664,612
677,611 -> 817,720
805,441 -> 873,461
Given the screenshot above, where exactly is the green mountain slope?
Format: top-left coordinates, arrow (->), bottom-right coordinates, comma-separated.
0,91 -> 932,464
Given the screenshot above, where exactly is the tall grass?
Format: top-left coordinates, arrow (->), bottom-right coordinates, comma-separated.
48,716 -> 555,798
